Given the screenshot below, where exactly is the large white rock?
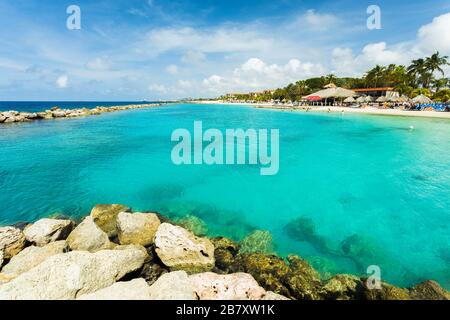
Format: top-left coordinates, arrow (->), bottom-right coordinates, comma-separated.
0,246 -> 147,300
1,241 -> 67,278
0,227 -> 26,259
77,278 -> 151,300
90,204 -> 131,236
154,223 -> 215,273
67,216 -> 113,252
148,271 -> 197,300
24,219 -> 74,246
117,212 -> 160,246
189,273 -> 266,300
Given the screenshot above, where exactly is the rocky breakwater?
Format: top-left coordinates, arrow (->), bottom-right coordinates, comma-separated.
0,204 -> 449,300
0,103 -> 164,125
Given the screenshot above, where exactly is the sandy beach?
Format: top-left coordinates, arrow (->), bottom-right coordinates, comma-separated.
192,101 -> 450,120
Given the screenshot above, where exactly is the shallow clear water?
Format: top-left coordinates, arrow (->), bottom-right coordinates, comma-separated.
0,103 -> 449,289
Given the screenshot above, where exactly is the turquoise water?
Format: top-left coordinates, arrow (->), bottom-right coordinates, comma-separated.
0,103 -> 449,289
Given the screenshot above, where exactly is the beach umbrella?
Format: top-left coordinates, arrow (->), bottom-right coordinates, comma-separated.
364,96 -> 374,102
356,96 -> 366,103
398,95 -> 411,103
304,87 -> 356,99
376,96 -> 387,102
412,94 -> 432,104
306,96 -> 321,101
344,97 -> 355,103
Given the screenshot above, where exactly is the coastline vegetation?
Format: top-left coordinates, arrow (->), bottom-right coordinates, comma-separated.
220,52 -> 450,103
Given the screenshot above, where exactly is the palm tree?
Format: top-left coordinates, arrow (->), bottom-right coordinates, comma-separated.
407,58 -> 427,86
365,65 -> 386,87
425,52 -> 449,77
431,78 -> 450,91
325,74 -> 337,85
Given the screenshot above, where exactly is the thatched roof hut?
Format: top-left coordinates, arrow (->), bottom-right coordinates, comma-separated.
412,94 -> 432,104
304,87 -> 356,99
344,97 -> 355,103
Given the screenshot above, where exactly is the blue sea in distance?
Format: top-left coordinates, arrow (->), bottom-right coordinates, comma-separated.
0,103 -> 449,289
0,101 -> 155,113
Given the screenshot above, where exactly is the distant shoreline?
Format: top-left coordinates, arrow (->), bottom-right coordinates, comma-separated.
192,101 -> 450,120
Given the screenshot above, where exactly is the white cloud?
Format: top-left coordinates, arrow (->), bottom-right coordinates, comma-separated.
86,57 -> 110,71
56,74 -> 69,88
293,9 -> 339,32
141,26 -> 273,57
416,12 -> 450,54
165,64 -> 178,74
181,50 -> 206,64
178,79 -> 192,88
201,57 -> 325,94
148,83 -> 167,93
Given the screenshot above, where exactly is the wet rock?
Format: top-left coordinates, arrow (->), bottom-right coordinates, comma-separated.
139,262 -> 169,286
240,230 -> 274,254
52,110 -> 66,118
305,256 -> 339,280
148,271 -> 197,300
117,212 -> 160,246
285,255 -> 322,300
90,204 -> 131,236
24,218 -> 74,246
238,253 -> 291,297
0,115 -> 6,123
361,281 -> 411,300
284,216 -> 329,252
176,215 -> 208,236
189,272 -> 266,300
211,237 -> 239,273
340,234 -> 384,269
0,246 -> 147,300
67,216 -> 113,252
154,223 -> 215,273
0,227 -> 26,259
78,278 -> 151,300
320,274 -> 363,300
409,281 -> 450,300
0,241 -> 67,278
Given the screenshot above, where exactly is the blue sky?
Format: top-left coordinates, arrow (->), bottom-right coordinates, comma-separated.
0,0 -> 449,100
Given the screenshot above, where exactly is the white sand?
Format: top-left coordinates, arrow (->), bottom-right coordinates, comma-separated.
191,101 -> 450,120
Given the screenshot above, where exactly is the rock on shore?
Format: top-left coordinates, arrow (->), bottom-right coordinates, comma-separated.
117,212 -> 160,246
24,219 -> 73,246
0,246 -> 147,300
154,223 -> 215,273
0,227 -> 26,259
0,204 -> 448,300
0,104 -> 163,125
66,216 -> 113,252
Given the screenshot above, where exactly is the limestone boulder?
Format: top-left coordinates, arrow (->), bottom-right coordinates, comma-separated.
0,241 -> 67,278
67,216 -> 113,252
154,223 -> 215,273
117,212 -> 160,246
24,218 -> 74,246
0,246 -> 147,300
148,271 -> 197,300
77,278 -> 151,300
90,204 -> 130,236
0,227 -> 26,259
189,272 -> 266,300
